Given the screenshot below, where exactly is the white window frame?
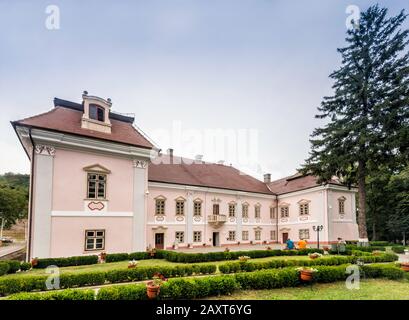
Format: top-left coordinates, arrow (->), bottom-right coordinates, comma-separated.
85,229 -> 105,251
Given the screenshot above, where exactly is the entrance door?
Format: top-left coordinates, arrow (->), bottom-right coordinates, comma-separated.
282,232 -> 289,243
212,232 -> 220,247
155,233 -> 164,249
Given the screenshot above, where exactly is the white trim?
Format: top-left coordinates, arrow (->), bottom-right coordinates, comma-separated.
18,127 -> 152,159
51,211 -> 133,217
147,222 -> 276,226
277,220 -> 319,226
277,184 -> 357,199
148,182 -> 273,199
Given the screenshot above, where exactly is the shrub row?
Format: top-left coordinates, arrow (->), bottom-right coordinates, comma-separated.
161,248 -> 324,263
29,248 -> 330,269
10,263 -> 404,300
0,263 -> 216,296
7,289 -> 95,300
218,253 -> 398,274
0,260 -> 27,276
34,255 -> 99,269
346,245 -> 386,252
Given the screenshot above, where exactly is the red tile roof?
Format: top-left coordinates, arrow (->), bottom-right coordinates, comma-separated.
13,106 -> 154,149
148,155 -> 273,195
267,173 -> 342,195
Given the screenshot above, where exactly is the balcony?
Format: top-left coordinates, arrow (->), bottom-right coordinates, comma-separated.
207,214 -> 227,228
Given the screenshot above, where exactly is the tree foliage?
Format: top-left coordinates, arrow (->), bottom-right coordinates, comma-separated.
0,173 -> 29,228
302,5 -> 409,239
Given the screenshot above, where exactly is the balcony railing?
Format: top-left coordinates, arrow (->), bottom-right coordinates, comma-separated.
207,214 -> 227,227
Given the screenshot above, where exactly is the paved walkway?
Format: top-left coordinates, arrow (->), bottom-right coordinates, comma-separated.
0,242 -> 26,259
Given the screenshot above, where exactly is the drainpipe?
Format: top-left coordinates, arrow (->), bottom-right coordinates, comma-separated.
27,128 -> 35,262
275,195 -> 279,244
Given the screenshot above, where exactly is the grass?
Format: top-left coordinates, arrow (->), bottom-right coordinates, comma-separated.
2,254 -> 318,279
204,279 -> 409,300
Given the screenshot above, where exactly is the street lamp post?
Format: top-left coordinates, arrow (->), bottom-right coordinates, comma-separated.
312,225 -> 323,249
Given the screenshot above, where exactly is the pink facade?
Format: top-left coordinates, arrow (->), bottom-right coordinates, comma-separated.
13,94 -> 360,259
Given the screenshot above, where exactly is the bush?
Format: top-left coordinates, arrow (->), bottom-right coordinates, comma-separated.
7,289 -> 95,300
161,248 -> 324,263
218,255 -> 370,274
97,284 -> 147,300
34,255 -> 99,269
361,264 -> 405,280
3,260 -> 21,274
391,246 -> 406,254
370,241 -> 391,246
20,262 -> 31,272
105,253 -> 130,263
0,262 -> 10,276
0,263 -> 217,296
97,275 -> 239,300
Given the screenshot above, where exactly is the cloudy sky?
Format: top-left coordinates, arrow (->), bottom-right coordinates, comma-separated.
0,0 -> 407,180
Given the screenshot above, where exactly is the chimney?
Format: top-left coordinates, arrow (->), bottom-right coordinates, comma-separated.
167,148 -> 174,164
195,154 -> 203,162
264,173 -> 271,183
217,160 -> 225,165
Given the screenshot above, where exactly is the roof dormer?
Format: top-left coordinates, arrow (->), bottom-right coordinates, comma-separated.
81,91 -> 112,134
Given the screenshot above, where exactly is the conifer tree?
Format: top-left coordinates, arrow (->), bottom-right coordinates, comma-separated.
302,5 -> 409,242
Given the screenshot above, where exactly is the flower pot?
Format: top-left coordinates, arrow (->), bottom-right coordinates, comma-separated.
146,282 -> 161,299
128,265 -> 136,269
300,270 -> 314,282
400,264 -> 409,272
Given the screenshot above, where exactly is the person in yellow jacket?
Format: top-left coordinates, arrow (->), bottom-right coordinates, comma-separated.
298,239 -> 307,250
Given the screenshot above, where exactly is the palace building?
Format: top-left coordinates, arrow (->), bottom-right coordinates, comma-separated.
12,93 -> 359,259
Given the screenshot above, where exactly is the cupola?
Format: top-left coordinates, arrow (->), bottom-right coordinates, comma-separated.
81,91 -> 112,134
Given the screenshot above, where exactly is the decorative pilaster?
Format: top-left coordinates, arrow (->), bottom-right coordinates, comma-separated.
186,191 -> 194,246
236,196 -> 243,242
132,158 -> 148,251
31,145 -> 55,258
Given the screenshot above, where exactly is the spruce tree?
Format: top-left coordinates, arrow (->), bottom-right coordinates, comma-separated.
302,5 -> 409,242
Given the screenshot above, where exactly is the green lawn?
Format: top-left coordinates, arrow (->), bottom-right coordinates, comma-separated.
2,254 -> 317,279
204,279 -> 409,300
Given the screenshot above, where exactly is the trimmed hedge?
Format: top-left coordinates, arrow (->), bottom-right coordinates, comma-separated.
219,253 -> 398,274
97,275 -> 239,300
3,260 -> 21,274
0,262 -> 10,276
7,264 -> 405,300
161,248 -> 324,263
346,245 -> 386,252
29,249 -> 329,269
370,241 -> 391,246
7,289 -> 95,300
34,255 -> 99,269
20,262 -> 31,272
0,263 -> 217,296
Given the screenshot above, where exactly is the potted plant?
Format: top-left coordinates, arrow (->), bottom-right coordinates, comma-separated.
128,260 -> 138,269
237,241 -> 241,245
297,267 -> 318,282
399,262 -> 409,272
224,247 -> 230,253
309,252 -> 322,260
146,275 -> 164,299
99,252 -> 107,263
31,257 -> 38,267
147,248 -> 156,258
266,246 -> 272,250
238,256 -> 250,263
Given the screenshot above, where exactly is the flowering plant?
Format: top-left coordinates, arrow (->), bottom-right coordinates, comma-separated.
309,252 -> 323,259
296,267 -> 318,273
238,256 -> 251,262
128,260 -> 138,268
